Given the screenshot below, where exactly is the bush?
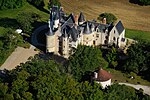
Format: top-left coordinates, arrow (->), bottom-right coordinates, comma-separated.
98,13 -> 117,24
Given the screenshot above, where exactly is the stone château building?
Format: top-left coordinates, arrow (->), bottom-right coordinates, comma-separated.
46,6 -> 126,58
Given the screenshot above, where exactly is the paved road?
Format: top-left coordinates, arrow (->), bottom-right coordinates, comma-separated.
0,46 -> 39,70
119,83 -> 150,95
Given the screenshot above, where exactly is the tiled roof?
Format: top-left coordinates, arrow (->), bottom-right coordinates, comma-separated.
96,69 -> 112,82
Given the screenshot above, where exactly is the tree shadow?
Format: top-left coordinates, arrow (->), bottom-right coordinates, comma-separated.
27,1 -> 49,14
0,18 -> 19,29
129,0 -> 144,5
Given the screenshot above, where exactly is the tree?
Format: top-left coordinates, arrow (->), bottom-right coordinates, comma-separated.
16,12 -> 40,34
48,0 -> 61,9
68,45 -> 108,81
123,40 -> 150,75
98,13 -> 117,24
139,0 -> 150,5
0,55 -> 149,99
106,47 -> 118,69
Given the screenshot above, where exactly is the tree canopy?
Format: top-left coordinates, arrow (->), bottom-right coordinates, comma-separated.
68,45 -> 108,81
16,12 -> 40,34
0,55 -> 149,99
139,0 -> 150,5
123,40 -> 150,80
98,13 -> 117,24
48,0 -> 61,9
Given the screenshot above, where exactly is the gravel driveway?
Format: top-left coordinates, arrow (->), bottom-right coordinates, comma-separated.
0,46 -> 39,70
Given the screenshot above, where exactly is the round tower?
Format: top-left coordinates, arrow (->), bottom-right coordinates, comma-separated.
46,20 -> 55,53
83,22 -> 94,46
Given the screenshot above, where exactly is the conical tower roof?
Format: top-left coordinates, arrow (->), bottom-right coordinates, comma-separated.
83,22 -> 91,34
47,20 -> 53,36
78,12 -> 85,22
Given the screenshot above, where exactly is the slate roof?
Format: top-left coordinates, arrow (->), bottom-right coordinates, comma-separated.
47,22 -> 53,36
115,21 -> 124,34
83,22 -> 91,34
78,12 -> 85,22
69,26 -> 78,41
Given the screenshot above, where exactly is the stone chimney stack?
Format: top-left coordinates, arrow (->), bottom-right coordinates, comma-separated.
102,18 -> 107,24
94,72 -> 98,78
74,15 -> 78,25
60,7 -> 64,11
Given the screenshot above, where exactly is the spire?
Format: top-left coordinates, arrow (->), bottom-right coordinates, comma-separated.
47,20 -> 53,36
83,22 -> 91,34
78,12 -> 85,23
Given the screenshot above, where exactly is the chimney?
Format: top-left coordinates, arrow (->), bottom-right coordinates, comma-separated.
60,7 -> 64,11
102,18 -> 107,24
94,72 -> 98,78
74,15 -> 78,25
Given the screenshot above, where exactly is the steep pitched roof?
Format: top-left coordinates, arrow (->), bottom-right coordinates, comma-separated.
78,12 -> 85,22
67,13 -> 75,23
96,69 -> 112,82
83,22 -> 91,34
115,21 -> 124,34
68,26 -> 78,41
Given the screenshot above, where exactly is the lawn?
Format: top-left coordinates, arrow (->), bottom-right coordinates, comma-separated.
126,29 -> 150,42
107,68 -> 150,86
0,2 -> 49,21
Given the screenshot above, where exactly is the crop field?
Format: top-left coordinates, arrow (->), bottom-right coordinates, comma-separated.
60,0 -> 150,32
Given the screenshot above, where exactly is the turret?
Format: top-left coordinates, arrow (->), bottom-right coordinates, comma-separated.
78,12 -> 85,25
83,22 -> 91,34
46,20 -> 55,53
50,6 -> 60,29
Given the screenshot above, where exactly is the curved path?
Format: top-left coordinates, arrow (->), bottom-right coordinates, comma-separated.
119,83 -> 150,95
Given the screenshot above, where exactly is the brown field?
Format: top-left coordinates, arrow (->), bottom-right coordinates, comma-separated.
60,0 -> 150,32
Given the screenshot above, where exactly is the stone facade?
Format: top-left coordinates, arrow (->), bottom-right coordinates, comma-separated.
46,6 -> 126,58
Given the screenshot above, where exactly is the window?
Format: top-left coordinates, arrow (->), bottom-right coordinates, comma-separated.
113,37 -> 116,41
105,36 -> 108,39
86,42 -> 88,44
87,38 -> 88,40
114,30 -> 115,34
96,34 -> 99,38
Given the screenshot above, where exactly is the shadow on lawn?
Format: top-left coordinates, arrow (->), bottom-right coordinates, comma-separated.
0,18 -> 19,29
27,1 -> 49,14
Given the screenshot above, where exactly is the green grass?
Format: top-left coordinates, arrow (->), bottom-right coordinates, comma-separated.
107,68 -> 150,86
126,29 -> 150,42
0,2 -> 49,21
